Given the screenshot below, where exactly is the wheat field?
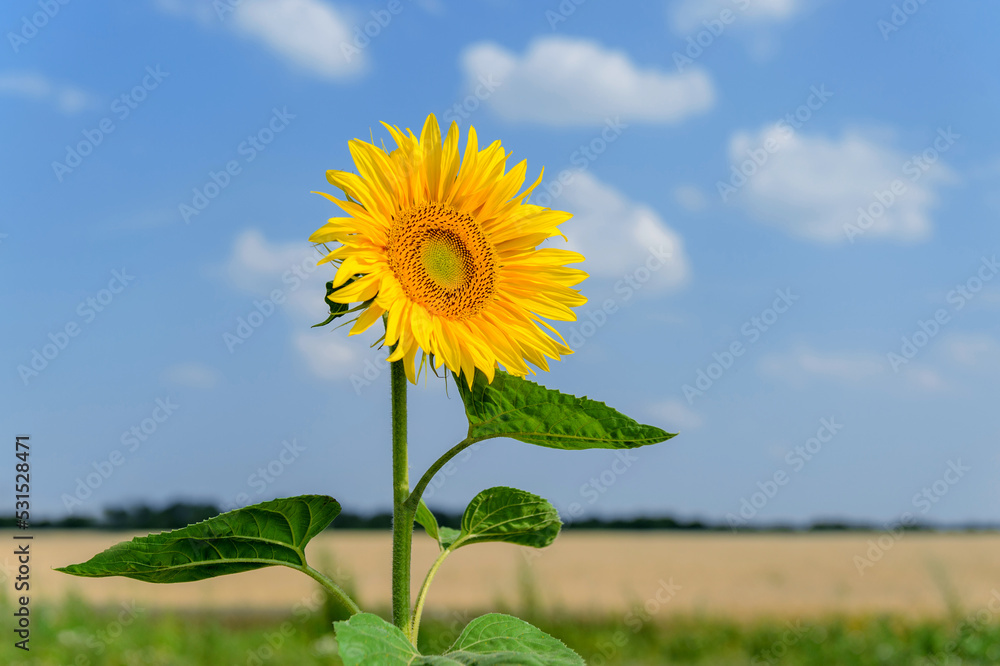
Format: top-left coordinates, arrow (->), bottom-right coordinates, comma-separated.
26,530 -> 1000,619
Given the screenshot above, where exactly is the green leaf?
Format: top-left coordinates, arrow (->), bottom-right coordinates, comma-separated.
441,614 -> 584,665
415,499 -> 440,541
335,613 -> 419,665
335,613 -> 583,665
56,495 -> 340,583
452,487 -> 560,550
416,501 -> 462,551
455,370 -> 676,450
437,526 -> 461,551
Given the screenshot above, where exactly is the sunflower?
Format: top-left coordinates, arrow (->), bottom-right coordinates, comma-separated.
310,114 -> 587,386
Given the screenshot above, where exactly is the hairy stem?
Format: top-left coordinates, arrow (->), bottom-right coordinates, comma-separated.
404,436 -> 484,513
298,564 -> 361,615
410,547 -> 452,641
390,361 -> 413,640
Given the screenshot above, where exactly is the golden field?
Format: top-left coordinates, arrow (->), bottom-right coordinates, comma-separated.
18,530 -> 1000,620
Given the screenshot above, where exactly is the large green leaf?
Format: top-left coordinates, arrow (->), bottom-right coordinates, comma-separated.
455,370 -> 676,450
335,613 -> 420,665
442,614 -> 584,665
452,486 -> 560,550
335,613 -> 583,665
57,495 -> 340,583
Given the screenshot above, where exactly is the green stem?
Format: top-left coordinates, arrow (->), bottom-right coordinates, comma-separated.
410,547 -> 452,641
298,564 -> 361,615
390,360 -> 413,640
403,437 -> 483,512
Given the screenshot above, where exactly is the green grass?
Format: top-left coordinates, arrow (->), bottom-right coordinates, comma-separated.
4,594 -> 1000,665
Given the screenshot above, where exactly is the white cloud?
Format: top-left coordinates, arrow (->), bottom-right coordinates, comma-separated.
944,334 -> 1000,369
156,0 -> 363,80
554,171 -> 690,293
670,0 -> 806,34
163,363 -> 221,389
461,36 -> 714,125
222,229 -> 367,381
759,347 -> 886,386
225,229 -> 333,328
758,346 -> 946,391
724,125 -> 954,244
293,332 -> 360,380
674,184 -> 707,212
648,399 -> 703,430
225,229 -> 319,292
0,72 -> 98,115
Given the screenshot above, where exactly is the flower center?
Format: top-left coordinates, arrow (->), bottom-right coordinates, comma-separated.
421,232 -> 467,290
387,203 -> 497,319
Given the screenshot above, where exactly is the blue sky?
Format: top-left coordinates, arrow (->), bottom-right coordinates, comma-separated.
3,0 -> 999,527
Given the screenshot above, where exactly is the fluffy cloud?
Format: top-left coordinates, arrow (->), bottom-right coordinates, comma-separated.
722,125 -> 955,244
649,398 -> 703,430
550,171 -> 690,294
223,229 -> 365,380
670,0 -> 806,34
758,346 -> 946,391
163,362 -> 221,389
461,36 -> 714,125
0,72 -> 97,114
293,333 -> 360,380
944,333 -> 1000,370
674,184 -> 708,212
225,228 -> 321,296
156,0 -> 363,80
759,347 -> 886,385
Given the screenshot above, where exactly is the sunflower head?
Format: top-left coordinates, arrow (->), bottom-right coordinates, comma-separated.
310,114 -> 587,386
